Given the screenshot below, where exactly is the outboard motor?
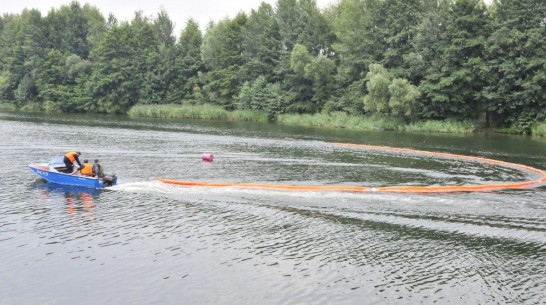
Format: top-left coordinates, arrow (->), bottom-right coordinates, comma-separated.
101,174 -> 117,187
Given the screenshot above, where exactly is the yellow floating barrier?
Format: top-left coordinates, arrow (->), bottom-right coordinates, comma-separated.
158,142 -> 546,193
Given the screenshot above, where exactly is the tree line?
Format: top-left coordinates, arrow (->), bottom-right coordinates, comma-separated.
0,0 -> 544,132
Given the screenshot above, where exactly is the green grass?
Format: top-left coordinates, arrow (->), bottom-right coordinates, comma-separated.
278,112 -> 479,134
228,110 -> 269,123
19,103 -> 43,112
130,105 -> 481,134
128,104 -> 228,119
404,119 -> 480,134
127,104 -> 269,123
0,103 -> 16,111
532,122 -> 546,137
277,112 -> 404,130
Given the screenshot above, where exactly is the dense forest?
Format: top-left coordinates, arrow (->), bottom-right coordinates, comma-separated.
0,0 -> 544,133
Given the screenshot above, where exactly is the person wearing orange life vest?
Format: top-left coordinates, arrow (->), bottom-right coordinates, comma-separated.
79,159 -> 94,176
63,151 -> 82,174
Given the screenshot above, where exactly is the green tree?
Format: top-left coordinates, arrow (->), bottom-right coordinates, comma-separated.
388,78 -> 420,117
288,44 -> 313,112
201,13 -> 247,107
242,2 -> 281,83
169,18 -> 204,102
481,0 -> 546,132
363,64 -> 390,114
288,44 -> 336,112
418,0 -> 488,119
275,0 -> 335,111
137,9 -> 176,104
363,64 -> 420,118
45,1 -> 101,58
236,75 -> 287,119
88,23 -> 140,113
377,0 -> 425,73
11,9 -> 47,107
326,0 -> 383,113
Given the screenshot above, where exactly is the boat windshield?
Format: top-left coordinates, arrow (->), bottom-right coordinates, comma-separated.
48,156 -> 64,166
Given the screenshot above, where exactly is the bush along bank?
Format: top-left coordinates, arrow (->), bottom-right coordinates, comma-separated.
532,122 -> 546,137
128,104 -> 480,134
127,104 -> 269,123
277,112 -> 480,134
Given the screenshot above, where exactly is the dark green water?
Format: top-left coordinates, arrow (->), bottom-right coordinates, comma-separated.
1,111 -> 545,304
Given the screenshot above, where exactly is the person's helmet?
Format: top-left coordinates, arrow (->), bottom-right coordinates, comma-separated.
94,159 -> 99,163
83,159 -> 89,163
77,151 -> 82,155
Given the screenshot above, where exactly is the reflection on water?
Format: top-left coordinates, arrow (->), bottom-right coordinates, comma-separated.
32,182 -> 99,224
1,111 -> 546,305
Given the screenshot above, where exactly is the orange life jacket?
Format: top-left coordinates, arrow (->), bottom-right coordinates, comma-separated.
80,163 -> 93,176
65,151 -> 79,162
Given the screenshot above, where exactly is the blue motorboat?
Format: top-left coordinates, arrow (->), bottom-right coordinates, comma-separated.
29,156 -> 117,189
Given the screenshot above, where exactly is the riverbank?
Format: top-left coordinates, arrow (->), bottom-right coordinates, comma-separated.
277,112 -> 480,134
128,104 -> 480,134
533,123 -> 546,137
127,104 -> 269,123
4,103 -> 544,136
0,103 -> 16,111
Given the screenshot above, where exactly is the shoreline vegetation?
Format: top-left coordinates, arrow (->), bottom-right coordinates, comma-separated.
127,104 -> 478,134
4,102 -> 545,136
1,1 -> 544,136
127,104 -> 269,123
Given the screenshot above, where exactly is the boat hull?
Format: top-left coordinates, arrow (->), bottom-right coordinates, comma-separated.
28,164 -> 113,189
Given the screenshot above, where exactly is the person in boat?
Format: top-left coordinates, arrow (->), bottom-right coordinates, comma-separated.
92,159 -> 104,178
64,151 -> 82,174
79,159 -> 94,176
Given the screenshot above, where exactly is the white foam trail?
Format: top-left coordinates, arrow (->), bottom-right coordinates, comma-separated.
111,180 -> 396,200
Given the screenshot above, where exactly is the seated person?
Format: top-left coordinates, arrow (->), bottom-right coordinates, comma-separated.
79,159 -> 94,176
92,159 -> 104,178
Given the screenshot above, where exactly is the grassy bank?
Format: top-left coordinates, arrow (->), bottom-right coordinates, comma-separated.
277,112 -> 479,133
532,122 -> 546,137
129,105 -> 480,133
0,103 -> 16,111
127,104 -> 269,123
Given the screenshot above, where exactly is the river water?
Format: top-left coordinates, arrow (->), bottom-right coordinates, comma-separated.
1,111 -> 545,305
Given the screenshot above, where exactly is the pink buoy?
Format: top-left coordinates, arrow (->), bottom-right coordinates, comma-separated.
202,154 -> 214,162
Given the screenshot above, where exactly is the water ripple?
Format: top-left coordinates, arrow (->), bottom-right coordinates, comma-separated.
2,113 -> 546,304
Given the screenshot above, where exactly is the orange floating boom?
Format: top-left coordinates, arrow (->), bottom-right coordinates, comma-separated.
157,142 -> 546,193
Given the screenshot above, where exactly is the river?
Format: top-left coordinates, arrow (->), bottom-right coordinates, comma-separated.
1,111 -> 545,305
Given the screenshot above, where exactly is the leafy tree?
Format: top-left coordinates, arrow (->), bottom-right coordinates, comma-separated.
304,55 -> 336,109
418,0 -> 488,119
9,9 -> 47,107
363,64 -> 420,118
45,1 -> 96,58
290,44 -> 311,76
136,10 -> 176,105
36,49 -> 67,109
169,19 -> 204,102
88,23 -> 140,113
288,44 -> 314,112
388,78 -> 420,117
363,64 -> 391,114
236,75 -> 287,119
242,2 -> 281,83
481,0 -> 546,132
275,0 -> 335,106
377,0 -> 425,73
201,13 -> 247,106
326,0 -> 383,113
289,44 -> 335,112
